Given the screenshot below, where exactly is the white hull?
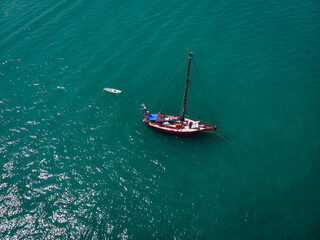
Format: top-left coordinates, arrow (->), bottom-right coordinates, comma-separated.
104,88 -> 122,94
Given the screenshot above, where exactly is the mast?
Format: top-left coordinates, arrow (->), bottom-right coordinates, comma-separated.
181,52 -> 192,120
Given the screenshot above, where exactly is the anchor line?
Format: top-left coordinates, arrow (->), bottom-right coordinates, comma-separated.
209,131 -> 261,157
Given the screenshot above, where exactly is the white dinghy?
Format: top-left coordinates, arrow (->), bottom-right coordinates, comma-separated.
103,88 -> 122,94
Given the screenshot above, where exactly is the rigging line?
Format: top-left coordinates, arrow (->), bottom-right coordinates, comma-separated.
159,55 -> 189,113
188,83 -> 200,117
150,55 -> 188,111
160,59 -> 186,112
192,56 -> 215,119
160,79 -> 177,113
161,71 -> 185,113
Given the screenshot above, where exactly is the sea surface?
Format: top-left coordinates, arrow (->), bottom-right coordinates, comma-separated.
1,0 -> 320,239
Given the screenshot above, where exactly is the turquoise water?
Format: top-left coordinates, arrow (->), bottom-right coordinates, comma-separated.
1,0 -> 320,238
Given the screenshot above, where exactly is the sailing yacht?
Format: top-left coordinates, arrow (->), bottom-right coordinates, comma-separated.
143,52 -> 216,134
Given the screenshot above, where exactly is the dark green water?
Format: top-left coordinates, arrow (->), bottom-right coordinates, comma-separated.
1,0 -> 320,239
